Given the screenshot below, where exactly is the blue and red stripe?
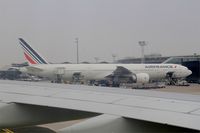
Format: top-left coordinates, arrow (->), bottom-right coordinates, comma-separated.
19,38 -> 48,64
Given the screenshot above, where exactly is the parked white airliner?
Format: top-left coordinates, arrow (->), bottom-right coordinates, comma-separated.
19,38 -> 192,83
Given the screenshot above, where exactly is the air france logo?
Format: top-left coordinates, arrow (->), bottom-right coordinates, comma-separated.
145,65 -> 174,68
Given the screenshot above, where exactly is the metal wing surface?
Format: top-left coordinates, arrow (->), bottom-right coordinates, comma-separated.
113,66 -> 133,76
0,80 -> 200,130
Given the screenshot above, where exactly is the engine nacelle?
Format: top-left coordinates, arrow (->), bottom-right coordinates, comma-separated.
132,73 -> 150,84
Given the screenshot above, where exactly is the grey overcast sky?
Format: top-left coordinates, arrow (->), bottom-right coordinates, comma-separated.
0,0 -> 200,66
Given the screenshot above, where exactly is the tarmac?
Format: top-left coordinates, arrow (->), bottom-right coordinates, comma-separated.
40,83 -> 200,132
156,83 -> 200,94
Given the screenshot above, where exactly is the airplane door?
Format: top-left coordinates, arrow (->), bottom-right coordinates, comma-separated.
55,67 -> 65,75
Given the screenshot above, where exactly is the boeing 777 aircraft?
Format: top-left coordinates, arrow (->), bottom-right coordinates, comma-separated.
0,80 -> 200,133
18,38 -> 192,84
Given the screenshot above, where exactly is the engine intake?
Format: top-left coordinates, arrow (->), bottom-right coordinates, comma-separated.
132,73 -> 150,84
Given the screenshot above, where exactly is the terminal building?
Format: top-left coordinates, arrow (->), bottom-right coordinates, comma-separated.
117,55 -> 200,83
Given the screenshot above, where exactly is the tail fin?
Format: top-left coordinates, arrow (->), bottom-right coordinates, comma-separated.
19,38 -> 49,65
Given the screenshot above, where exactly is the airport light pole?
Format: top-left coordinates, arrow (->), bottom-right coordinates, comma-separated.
112,54 -> 117,63
94,57 -> 99,63
139,41 -> 147,64
75,38 -> 79,64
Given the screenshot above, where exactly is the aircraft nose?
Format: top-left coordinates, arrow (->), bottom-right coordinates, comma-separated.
187,70 -> 192,76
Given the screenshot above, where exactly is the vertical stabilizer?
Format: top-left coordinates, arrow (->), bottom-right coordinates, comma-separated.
19,38 -> 49,64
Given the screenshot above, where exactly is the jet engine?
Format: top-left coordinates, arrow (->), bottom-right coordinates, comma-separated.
132,73 -> 150,84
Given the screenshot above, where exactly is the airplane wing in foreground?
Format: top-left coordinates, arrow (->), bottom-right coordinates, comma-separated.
0,80 -> 200,132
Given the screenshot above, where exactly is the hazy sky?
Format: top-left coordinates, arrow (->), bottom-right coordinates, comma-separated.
0,0 -> 200,66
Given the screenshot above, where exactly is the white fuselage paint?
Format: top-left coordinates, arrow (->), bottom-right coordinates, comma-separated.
21,64 -> 192,82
